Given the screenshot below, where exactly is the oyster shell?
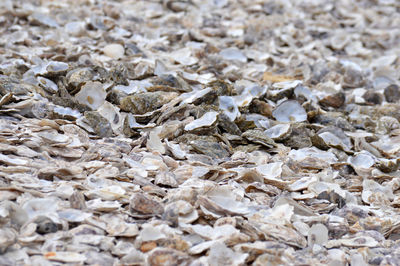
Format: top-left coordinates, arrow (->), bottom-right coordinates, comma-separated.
75,81 -> 107,110
120,91 -> 178,115
218,96 -> 239,122
272,100 -> 307,123
184,111 -> 218,131
265,124 -> 291,140
1,0 -> 400,264
242,129 -> 276,148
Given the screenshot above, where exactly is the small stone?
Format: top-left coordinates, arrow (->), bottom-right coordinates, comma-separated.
103,44 -> 125,59
319,92 -> 346,108
35,216 -> 58,235
363,90 -> 383,105
384,84 -> 400,103
141,242 -> 158,253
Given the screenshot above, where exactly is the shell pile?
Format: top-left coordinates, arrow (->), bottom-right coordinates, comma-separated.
1,0 -> 400,265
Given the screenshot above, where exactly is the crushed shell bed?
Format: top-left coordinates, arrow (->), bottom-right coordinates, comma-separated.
1,0 -> 400,265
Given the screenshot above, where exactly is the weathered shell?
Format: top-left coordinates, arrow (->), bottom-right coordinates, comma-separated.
2,0 -> 400,265
37,77 -> 58,94
66,68 -> 95,90
184,111 -> 218,131
264,124 -> 291,140
219,96 -> 239,121
384,84 -> 400,103
129,193 -> 164,215
44,61 -> 69,77
272,100 -> 307,123
198,186 -> 250,216
242,129 -> 276,148
147,248 -> 192,266
308,223 -> 329,247
330,32 -> 350,50
268,80 -> 301,101
0,228 -> 17,254
75,81 -> 107,110
83,111 -> 113,137
219,47 -> 247,63
120,91 -> 178,115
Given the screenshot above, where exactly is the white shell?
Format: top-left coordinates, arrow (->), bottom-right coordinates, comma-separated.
219,96 -> 239,121
318,131 -> 352,152
184,111 -> 218,131
348,153 -> 375,169
272,100 -> 307,122
219,47 -> 247,63
37,77 -> 58,93
265,124 -> 291,140
75,81 -> 107,110
308,223 -> 329,247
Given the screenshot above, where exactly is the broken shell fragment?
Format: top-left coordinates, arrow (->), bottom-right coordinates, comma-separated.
129,193 -> 164,215
44,61 -> 69,77
0,228 -> 17,254
66,68 -> 95,90
219,96 -> 239,121
1,0 -> 400,265
184,111 -> 218,131
242,129 -> 276,148
264,124 -> 291,140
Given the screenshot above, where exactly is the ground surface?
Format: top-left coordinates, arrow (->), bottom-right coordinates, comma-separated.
0,0 -> 400,265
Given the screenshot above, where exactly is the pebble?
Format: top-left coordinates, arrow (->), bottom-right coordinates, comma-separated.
319,92 -> 346,108
103,44 -> 125,59
384,84 -> 400,103
363,90 -> 383,105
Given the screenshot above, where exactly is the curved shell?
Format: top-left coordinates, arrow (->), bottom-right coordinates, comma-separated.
272,100 -> 307,122
264,124 -> 291,140
219,96 -> 239,121
184,111 -> 218,131
75,81 -> 106,110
